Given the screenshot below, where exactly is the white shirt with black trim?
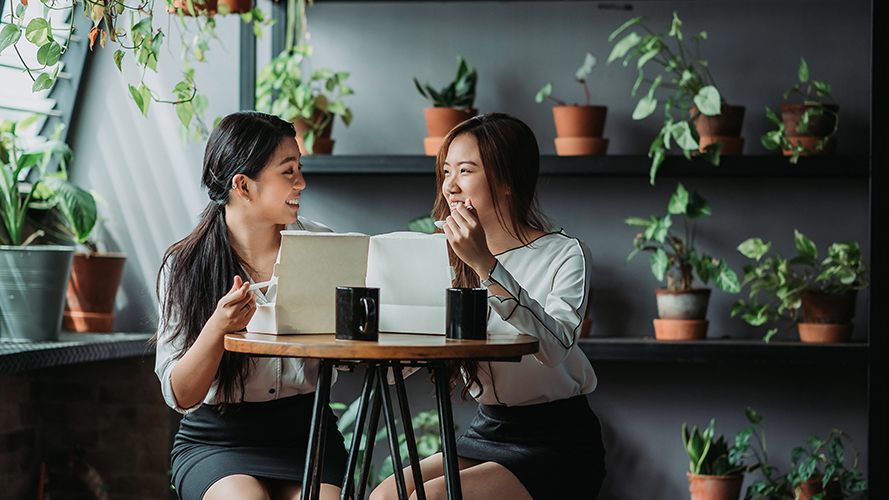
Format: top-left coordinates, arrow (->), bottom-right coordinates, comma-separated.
155,217 -> 334,414
470,231 -> 598,406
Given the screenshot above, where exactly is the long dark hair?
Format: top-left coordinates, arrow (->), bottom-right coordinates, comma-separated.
432,112 -> 551,399
155,111 -> 296,409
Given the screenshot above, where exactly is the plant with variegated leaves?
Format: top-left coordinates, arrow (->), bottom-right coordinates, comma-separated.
607,12 -> 727,185
626,183 -> 740,293
535,53 -> 598,106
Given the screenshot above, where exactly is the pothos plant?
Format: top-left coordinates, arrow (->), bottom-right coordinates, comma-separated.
0,0 -> 272,143
731,230 -> 868,342
607,12 -> 726,185
535,53 -> 598,106
625,183 -> 740,293
761,57 -> 839,164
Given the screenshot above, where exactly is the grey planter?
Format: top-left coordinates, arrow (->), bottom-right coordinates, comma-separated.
0,245 -> 75,342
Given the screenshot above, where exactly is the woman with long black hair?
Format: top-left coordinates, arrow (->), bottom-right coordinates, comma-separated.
372,113 -> 606,500
154,111 -> 347,500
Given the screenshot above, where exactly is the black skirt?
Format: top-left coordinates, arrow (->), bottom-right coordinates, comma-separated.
456,395 -> 606,500
170,393 -> 348,500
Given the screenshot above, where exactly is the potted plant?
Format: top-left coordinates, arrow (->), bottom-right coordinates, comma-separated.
761,58 -> 839,164
1,118 -> 97,342
732,230 -> 867,343
682,418 -> 748,500
535,53 -> 609,156
743,408 -> 867,500
608,12 -> 745,185
413,55 -> 478,155
626,183 -> 740,340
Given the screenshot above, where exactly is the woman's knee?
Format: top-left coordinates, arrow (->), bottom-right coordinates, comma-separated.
369,476 -> 398,500
204,474 -> 271,500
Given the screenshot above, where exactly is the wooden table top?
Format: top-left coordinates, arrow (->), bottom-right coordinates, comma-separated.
224,332 -> 539,361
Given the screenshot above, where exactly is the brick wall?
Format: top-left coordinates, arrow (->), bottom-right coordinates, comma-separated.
0,356 -> 177,500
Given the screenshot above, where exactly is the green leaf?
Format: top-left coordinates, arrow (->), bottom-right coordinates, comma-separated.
669,121 -> 698,151
763,328 -> 778,343
175,101 -> 194,128
407,215 -> 437,234
608,16 -> 644,42
36,41 -> 61,66
535,83 -> 553,104
668,183 -> 689,215
39,178 -> 98,243
798,57 -> 809,83
794,230 -> 818,262
113,49 -> 125,71
633,95 -> 657,120
31,72 -> 53,92
608,31 -> 642,65
714,261 -> 741,293
651,248 -> 669,282
812,80 -> 832,97
686,192 -> 711,219
625,216 -> 653,228
575,53 -> 596,81
738,238 -> 771,260
25,18 -> 53,47
693,86 -> 721,116
0,23 -> 22,54
132,18 -> 152,36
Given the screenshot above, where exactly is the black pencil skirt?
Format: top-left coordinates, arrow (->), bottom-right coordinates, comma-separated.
170,393 -> 348,500
455,395 -> 607,500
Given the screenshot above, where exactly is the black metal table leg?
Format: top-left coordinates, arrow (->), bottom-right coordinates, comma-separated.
432,363 -> 462,500
302,360 -> 333,500
341,364 -> 378,500
391,361 -> 427,500
355,364 -> 384,500
379,365 -> 409,500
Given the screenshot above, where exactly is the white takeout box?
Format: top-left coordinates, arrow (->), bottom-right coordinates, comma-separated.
247,231 -> 453,335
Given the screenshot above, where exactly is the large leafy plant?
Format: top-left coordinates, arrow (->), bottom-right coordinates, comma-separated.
761,58 -> 839,164
256,46 -> 354,154
535,53 -> 598,106
608,12 -> 725,185
413,56 -> 477,109
1,118 -> 97,247
731,230 -> 867,341
682,418 -> 749,477
626,183 -> 740,293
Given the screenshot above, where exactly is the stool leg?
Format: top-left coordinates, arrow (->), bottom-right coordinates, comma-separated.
302,360 -> 333,500
392,361 -> 427,500
355,365 -> 383,500
341,364 -> 378,500
379,367 -> 410,500
433,363 -> 463,500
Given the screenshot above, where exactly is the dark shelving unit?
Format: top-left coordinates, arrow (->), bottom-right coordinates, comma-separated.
0,333 -> 154,374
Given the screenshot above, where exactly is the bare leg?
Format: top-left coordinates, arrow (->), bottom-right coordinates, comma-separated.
273,479 -> 343,500
204,474 -> 271,500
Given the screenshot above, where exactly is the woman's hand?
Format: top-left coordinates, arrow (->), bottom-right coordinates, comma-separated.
443,198 -> 498,279
206,275 -> 256,336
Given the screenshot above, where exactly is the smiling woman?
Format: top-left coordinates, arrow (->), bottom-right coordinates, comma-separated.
152,111 -> 348,500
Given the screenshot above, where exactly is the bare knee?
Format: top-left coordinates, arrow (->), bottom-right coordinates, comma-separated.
204,474 -> 271,500
369,476 -> 399,500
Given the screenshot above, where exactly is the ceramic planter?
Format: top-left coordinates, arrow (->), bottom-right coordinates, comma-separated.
423,108 -> 477,155
0,245 -> 75,342
551,105 -> 609,156
687,472 -> 743,500
796,289 -> 857,343
795,476 -> 841,500
653,318 -> 709,340
653,288 -> 712,340
63,253 -> 127,333
293,113 -> 335,155
692,104 -> 745,155
780,103 -> 839,157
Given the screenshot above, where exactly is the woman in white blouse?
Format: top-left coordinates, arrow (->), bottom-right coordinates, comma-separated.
154,111 -> 347,500
372,113 -> 606,500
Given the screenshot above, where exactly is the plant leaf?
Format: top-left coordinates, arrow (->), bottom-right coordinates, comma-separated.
39,177 -> 98,243
651,248 -> 669,282
25,17 -> 53,47
633,95 -> 657,120
0,23 -> 22,54
693,86 -> 721,116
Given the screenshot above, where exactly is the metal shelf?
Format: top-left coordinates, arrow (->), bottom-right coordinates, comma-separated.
300,155 -> 869,177
0,333 -> 154,374
578,337 -> 868,364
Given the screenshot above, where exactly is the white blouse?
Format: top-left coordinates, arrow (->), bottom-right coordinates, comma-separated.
154,217 -> 334,414
470,231 -> 597,406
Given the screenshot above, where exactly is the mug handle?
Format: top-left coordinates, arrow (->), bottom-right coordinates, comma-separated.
359,296 -> 376,334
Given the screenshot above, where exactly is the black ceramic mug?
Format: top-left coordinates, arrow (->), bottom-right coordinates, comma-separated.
446,288 -> 488,340
336,287 -> 379,341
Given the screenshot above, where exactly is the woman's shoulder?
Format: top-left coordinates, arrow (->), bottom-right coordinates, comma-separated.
288,217 -> 334,233
523,230 -> 589,256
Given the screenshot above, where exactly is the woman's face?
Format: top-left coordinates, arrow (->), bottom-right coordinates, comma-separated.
442,134 -> 503,228
251,136 -> 305,225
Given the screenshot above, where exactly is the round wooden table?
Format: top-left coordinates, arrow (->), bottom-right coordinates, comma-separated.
225,332 -> 539,500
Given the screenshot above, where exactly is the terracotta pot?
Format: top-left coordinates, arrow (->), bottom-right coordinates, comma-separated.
655,288 -> 712,320
692,104 -> 745,137
169,0 -> 252,15
781,103 -> 839,137
699,136 -> 745,155
554,137 -> 609,156
293,113 -> 335,155
552,105 -> 607,138
423,108 -> 476,138
795,476 -> 842,500
424,137 -> 445,156
800,289 -> 857,323
63,252 -> 126,333
653,319 -> 708,340
798,323 -> 853,343
687,472 -> 743,500
782,136 -> 837,157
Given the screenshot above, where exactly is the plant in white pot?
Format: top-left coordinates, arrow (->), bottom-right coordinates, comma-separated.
732,230 -> 867,343
1,118 -> 97,342
413,55 -> 478,156
626,183 -> 740,340
535,53 -> 609,156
